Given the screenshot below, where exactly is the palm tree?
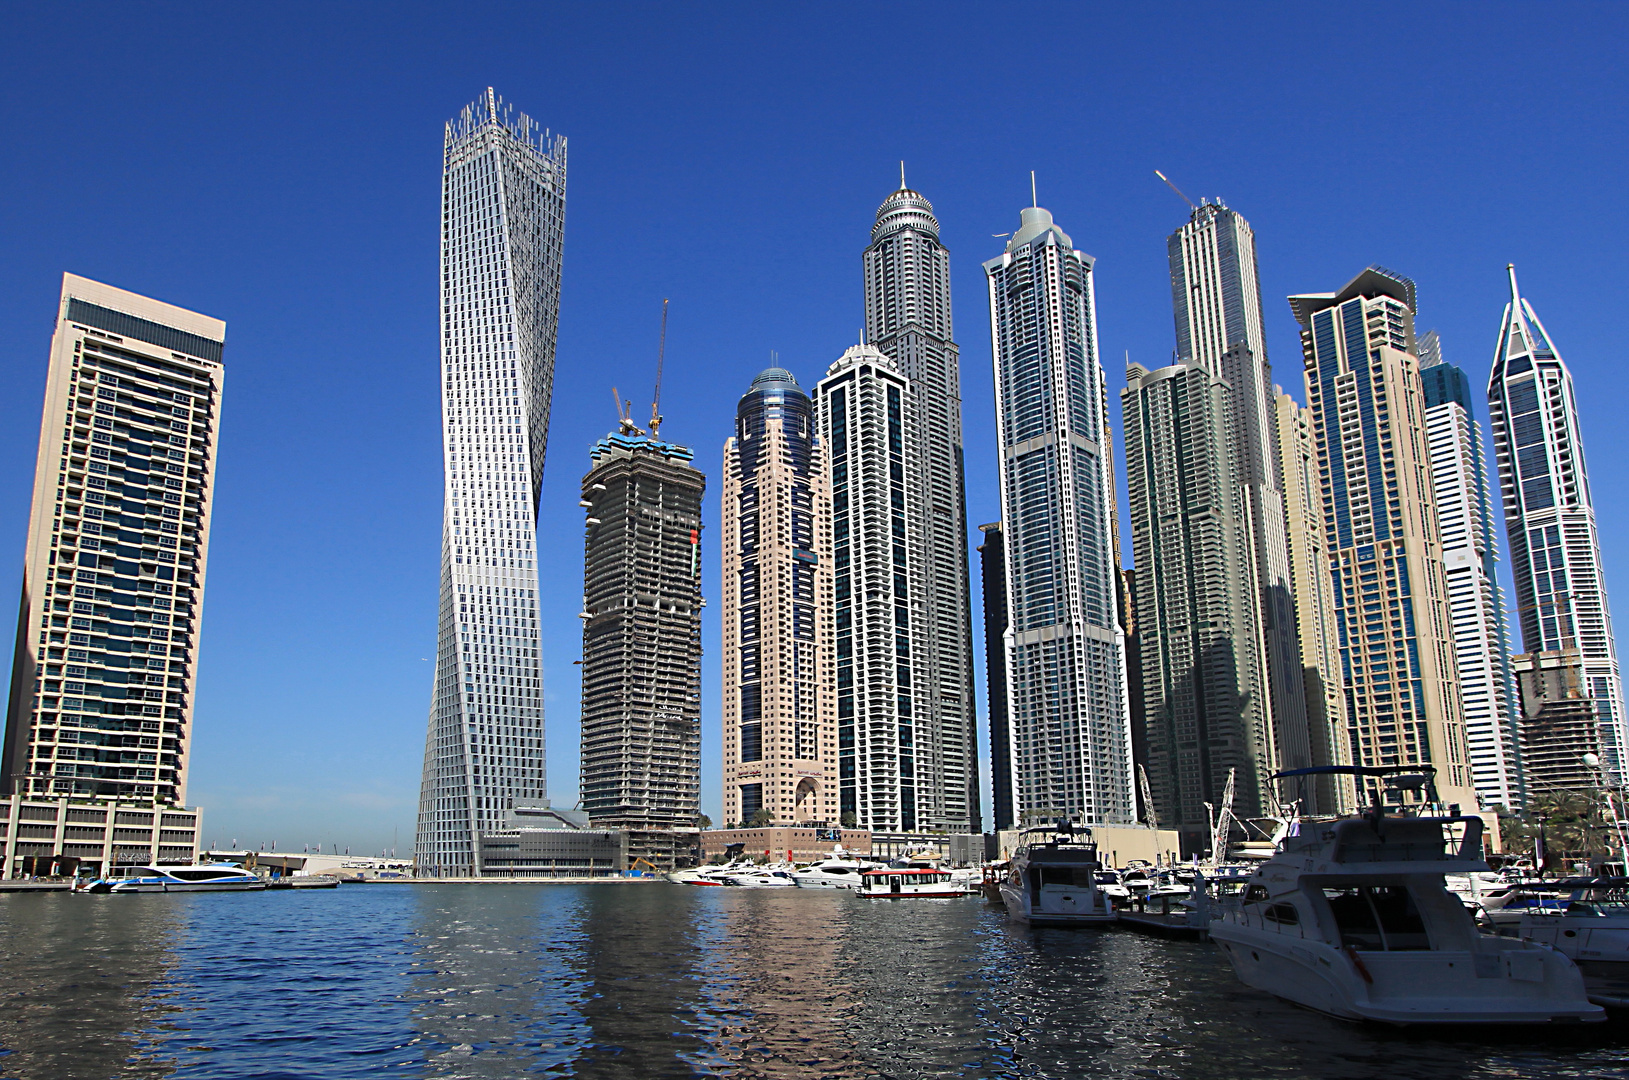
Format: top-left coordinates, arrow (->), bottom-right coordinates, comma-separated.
748,809 -> 773,828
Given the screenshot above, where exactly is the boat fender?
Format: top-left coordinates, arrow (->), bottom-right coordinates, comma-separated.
1343,945 -> 1374,984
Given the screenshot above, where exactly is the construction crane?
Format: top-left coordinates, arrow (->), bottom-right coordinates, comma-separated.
649,298 -> 669,438
612,386 -> 644,437
1206,767 -> 1237,864
1154,169 -> 1198,211
1138,763 -> 1159,830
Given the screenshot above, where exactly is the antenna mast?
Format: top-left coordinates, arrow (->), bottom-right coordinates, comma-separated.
1154,170 -> 1198,211
649,298 -> 669,438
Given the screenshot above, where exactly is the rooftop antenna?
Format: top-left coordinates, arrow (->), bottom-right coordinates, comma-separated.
649,298 -> 669,438
1030,170 -> 1038,208
1154,169 -> 1198,211
900,160 -> 907,191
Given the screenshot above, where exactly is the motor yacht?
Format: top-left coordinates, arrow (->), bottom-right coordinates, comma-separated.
1514,877 -> 1629,1007
856,868 -> 967,898
81,864 -> 265,893
668,859 -> 755,885
793,856 -> 872,889
1209,765 -> 1602,1025
998,822 -> 1116,926
721,866 -> 797,888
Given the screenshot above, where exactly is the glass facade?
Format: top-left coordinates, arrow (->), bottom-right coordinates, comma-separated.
417,90 -> 565,877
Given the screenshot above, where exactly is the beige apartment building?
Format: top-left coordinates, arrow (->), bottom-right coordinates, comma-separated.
3,274 -> 222,874
719,369 -> 836,828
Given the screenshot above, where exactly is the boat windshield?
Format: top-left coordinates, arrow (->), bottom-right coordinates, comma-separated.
1570,885 -> 1629,915
1039,867 -> 1096,888
1323,886 -> 1431,950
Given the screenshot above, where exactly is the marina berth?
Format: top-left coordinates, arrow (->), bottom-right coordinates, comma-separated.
856,868 -> 967,898
1209,765 -> 1602,1025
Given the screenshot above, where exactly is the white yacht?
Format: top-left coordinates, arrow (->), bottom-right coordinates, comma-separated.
998,822 -> 1116,926
793,856 -> 872,889
721,867 -> 797,888
82,864 -> 265,893
1515,877 -> 1629,1007
1210,765 -> 1602,1025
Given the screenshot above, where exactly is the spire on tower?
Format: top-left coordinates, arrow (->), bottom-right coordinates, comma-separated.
900,160 -> 907,191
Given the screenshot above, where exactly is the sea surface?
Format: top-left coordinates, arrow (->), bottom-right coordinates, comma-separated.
1,883 -> 1627,1079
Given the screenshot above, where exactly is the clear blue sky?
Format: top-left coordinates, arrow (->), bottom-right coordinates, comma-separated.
2,5 -> 1626,853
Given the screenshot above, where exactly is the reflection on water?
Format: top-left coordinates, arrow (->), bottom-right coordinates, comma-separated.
2,885 -> 1629,1079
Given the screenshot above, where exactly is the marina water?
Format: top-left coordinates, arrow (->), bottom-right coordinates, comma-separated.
2,885 -> 1628,1079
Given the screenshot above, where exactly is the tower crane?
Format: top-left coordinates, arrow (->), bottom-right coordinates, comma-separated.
649,298 -> 669,439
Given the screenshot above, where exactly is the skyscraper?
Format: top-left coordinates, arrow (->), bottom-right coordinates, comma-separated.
814,344 -> 932,831
578,426 -> 704,841
1289,267 -> 1476,811
977,522 -> 1014,832
1166,202 -> 1314,792
417,90 -> 565,877
1420,345 -> 1524,811
720,369 -> 836,827
2,274 -> 219,872
1273,389 -> 1355,814
985,204 -> 1133,827
1123,361 -> 1274,852
862,182 -> 979,831
1486,266 -> 1626,785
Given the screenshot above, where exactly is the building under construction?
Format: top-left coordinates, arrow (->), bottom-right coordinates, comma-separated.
578,410 -> 705,869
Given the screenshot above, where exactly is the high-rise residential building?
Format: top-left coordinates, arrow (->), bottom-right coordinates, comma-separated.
862,182 -> 979,832
417,90 -> 565,877
1288,266 -> 1477,811
1420,345 -> 1524,811
813,344 -> 928,831
1273,389 -> 1355,814
578,427 -> 704,841
985,204 -> 1133,827
1486,265 -> 1626,785
720,369 -> 836,827
3,274 -> 219,874
1123,361 -> 1274,852
977,522 -> 1013,832
1165,202 -> 1314,792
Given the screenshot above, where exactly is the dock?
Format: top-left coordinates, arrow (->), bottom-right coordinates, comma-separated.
0,880 -> 72,892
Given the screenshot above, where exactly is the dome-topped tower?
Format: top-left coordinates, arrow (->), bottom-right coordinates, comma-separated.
872,187 -> 940,243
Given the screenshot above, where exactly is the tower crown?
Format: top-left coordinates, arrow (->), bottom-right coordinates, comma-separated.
872,187 -> 940,243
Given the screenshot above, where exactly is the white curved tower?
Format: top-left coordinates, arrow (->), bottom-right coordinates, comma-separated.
417,90 -> 566,877
1488,266 -> 1624,786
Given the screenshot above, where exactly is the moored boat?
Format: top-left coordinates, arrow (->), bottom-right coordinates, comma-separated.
1209,764 -> 1602,1025
998,822 -> 1115,926
1514,877 -> 1629,1007
856,868 -> 966,898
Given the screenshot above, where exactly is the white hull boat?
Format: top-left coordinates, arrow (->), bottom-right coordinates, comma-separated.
81,864 -> 265,893
857,868 -> 966,899
1210,764 -> 1602,1026
1516,877 -> 1629,1007
999,823 -> 1116,926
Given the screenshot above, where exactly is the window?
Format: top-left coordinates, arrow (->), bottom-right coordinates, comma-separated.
1323,885 -> 1429,950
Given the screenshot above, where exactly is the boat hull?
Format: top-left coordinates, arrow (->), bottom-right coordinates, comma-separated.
1210,923 -> 1603,1025
107,881 -> 265,893
998,880 -> 1115,926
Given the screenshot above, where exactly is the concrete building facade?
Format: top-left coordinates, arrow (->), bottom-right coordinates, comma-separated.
813,344 -> 932,831
418,89 -> 565,876
1123,361 -> 1274,853
985,205 -> 1134,827
720,370 -> 836,827
1289,267 -> 1476,811
1420,351 -> 1524,811
1486,266 -> 1625,785
1166,204 -> 1314,794
3,274 -> 221,872
578,430 -> 704,843
862,184 -> 979,831
1273,390 -> 1356,814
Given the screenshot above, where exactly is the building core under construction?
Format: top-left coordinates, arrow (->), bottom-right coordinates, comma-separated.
578,424 -> 705,853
